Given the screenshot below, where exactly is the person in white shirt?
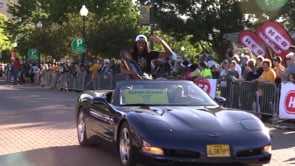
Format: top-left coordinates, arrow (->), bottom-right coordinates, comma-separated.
29,63 -> 40,84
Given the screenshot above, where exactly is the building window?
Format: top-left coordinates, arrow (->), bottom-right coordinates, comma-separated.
0,2 -> 3,9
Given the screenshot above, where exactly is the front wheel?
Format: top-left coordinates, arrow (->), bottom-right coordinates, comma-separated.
119,122 -> 137,166
77,110 -> 90,146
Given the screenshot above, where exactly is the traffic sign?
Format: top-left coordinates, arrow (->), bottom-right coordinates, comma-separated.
71,38 -> 87,54
28,49 -> 40,60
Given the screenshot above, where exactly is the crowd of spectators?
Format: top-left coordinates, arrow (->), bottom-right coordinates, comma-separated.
2,57 -> 121,87
158,47 -> 295,85
2,46 -> 295,90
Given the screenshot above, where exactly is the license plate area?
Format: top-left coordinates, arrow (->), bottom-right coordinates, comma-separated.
206,144 -> 230,157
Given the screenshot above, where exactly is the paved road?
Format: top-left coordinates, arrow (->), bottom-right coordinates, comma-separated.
0,80 -> 294,166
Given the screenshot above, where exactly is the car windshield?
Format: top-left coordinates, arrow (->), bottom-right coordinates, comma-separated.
118,80 -> 217,106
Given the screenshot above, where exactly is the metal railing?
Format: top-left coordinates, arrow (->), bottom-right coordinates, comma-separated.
1,70 -> 294,128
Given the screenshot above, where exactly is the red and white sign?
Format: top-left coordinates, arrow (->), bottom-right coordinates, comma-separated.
11,51 -> 16,60
256,26 -> 284,57
193,79 -> 217,98
260,21 -> 294,59
238,30 -> 270,58
279,83 -> 295,119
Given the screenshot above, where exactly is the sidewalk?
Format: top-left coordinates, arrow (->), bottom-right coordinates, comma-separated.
0,78 -> 57,91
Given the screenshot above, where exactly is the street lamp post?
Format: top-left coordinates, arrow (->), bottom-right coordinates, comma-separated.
36,21 -> 43,29
36,21 -> 43,65
150,1 -> 155,50
80,5 -> 88,64
180,46 -> 185,60
181,46 -> 185,52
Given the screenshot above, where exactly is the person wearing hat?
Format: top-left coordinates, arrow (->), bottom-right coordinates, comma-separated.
272,56 -> 285,85
120,34 -> 173,79
281,52 -> 295,82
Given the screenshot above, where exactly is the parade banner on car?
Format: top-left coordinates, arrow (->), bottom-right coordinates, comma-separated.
279,83 -> 295,119
193,79 -> 217,98
260,21 -> 294,59
238,30 -> 270,58
124,89 -> 169,105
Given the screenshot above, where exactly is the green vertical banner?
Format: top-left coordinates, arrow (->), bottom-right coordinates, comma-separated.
139,5 -> 150,25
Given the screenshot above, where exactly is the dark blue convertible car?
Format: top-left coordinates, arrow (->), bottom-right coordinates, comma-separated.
76,80 -> 271,166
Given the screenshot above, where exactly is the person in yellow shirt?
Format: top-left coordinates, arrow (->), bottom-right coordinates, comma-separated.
255,59 -> 276,83
254,59 -> 276,120
50,62 -> 59,87
50,62 -> 59,74
87,60 -> 101,89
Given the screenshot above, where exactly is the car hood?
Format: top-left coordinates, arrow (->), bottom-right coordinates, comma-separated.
120,106 -> 265,132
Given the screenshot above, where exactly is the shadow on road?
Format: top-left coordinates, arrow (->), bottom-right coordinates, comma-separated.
0,145 -> 121,166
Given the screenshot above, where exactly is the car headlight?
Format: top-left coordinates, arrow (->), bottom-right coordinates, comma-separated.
141,140 -> 164,155
263,145 -> 272,153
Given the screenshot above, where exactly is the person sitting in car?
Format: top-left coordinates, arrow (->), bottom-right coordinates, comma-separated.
169,85 -> 189,104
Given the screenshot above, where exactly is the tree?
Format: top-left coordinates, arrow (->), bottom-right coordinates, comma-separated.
0,14 -> 13,62
139,0 -> 245,61
4,0 -> 295,63
138,0 -> 295,61
4,0 -> 141,61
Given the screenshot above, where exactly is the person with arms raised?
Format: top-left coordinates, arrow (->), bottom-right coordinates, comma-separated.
120,34 -> 173,79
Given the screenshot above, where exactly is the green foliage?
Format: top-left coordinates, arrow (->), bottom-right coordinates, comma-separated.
148,0 -> 245,61
0,14 -> 13,51
4,0 -> 140,61
138,0 -> 295,61
2,0 -> 295,63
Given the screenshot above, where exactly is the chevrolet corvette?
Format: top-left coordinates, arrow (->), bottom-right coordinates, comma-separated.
75,80 -> 271,166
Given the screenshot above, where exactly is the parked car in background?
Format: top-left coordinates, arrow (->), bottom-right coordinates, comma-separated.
75,80 -> 271,166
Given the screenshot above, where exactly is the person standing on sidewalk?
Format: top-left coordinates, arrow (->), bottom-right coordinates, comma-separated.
12,58 -> 21,85
86,59 -> 101,90
29,63 -> 40,84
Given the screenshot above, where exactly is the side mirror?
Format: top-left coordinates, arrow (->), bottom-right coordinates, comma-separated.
93,97 -> 108,105
214,96 -> 226,105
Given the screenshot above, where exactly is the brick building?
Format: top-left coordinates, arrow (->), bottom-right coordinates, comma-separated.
0,0 -> 18,18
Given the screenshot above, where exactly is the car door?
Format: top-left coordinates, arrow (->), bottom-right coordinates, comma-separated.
88,93 -> 115,142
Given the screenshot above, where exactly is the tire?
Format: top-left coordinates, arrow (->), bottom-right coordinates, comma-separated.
77,110 -> 90,146
119,122 -> 137,166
